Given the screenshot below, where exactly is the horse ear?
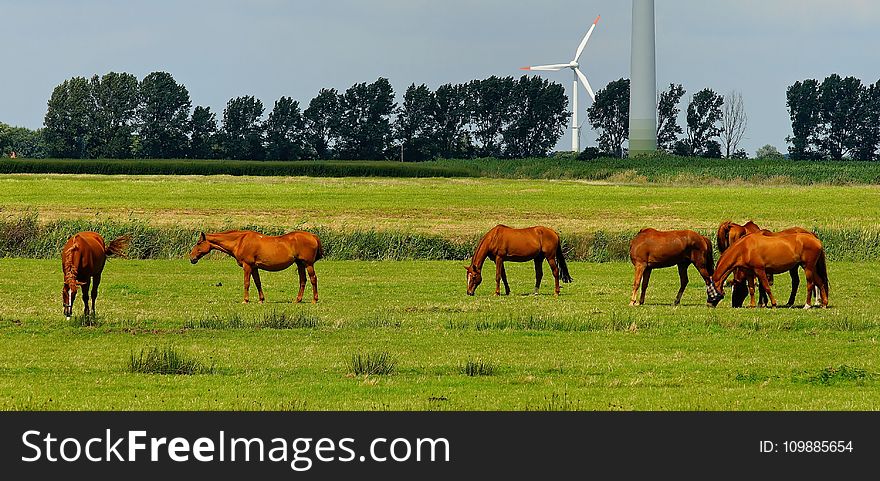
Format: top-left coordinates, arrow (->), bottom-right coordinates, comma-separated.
199,232 -> 206,242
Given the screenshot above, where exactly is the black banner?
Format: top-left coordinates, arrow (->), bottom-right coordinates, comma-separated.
1,411 -> 875,478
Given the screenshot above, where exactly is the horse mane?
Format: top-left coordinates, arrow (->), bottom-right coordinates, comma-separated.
62,240 -> 79,284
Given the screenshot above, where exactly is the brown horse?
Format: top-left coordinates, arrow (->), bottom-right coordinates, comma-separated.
629,228 -> 715,306
61,231 -> 131,319
465,225 -> 571,296
717,220 -> 817,307
710,232 -> 829,308
189,230 -> 323,303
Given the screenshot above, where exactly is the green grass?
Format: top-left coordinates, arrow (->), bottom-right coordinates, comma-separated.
2,174 -> 879,237
3,156 -> 880,185
1,258 -> 878,410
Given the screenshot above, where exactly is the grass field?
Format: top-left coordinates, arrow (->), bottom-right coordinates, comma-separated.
1,174 -> 876,235
1,258 -> 878,411
1,172 -> 878,411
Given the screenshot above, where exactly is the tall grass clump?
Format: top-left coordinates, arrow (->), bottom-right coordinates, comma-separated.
461,358 -> 496,376
128,346 -> 214,375
347,351 -> 396,376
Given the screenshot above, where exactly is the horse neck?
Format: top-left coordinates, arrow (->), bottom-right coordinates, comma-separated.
471,236 -> 494,271
713,249 -> 739,288
206,232 -> 245,257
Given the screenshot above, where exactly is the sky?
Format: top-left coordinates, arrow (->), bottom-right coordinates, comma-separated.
2,0 -> 879,155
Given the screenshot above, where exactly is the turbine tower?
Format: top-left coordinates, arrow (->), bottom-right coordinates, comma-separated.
629,0 -> 657,155
521,16 -> 601,153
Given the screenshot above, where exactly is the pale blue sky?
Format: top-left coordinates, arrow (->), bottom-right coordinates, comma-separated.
2,0 -> 879,155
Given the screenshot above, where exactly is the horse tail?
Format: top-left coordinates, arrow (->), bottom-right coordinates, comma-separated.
555,242 -> 573,283
314,235 -> 324,262
105,235 -> 132,258
816,248 -> 829,294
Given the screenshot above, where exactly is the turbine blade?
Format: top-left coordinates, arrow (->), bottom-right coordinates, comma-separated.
575,68 -> 595,101
574,15 -> 601,61
521,63 -> 570,71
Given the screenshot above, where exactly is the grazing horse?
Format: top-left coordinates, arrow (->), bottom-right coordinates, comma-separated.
709,232 -> 828,309
189,230 -> 323,303
465,225 -> 571,296
717,220 -> 817,307
61,231 -> 131,319
629,229 -> 715,306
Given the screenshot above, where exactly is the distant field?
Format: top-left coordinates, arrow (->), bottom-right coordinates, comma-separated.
2,157 -> 880,185
1,259 -> 878,410
1,174 -> 876,236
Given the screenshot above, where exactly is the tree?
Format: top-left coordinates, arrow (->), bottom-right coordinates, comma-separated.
755,144 -> 785,160
137,71 -> 192,158
90,72 -> 139,158
0,123 -> 46,158
336,78 -> 396,160
721,90 -> 748,158
394,84 -> 440,161
854,80 -> 880,160
265,96 -> 307,160
189,106 -> 217,159
433,83 -> 472,159
785,79 -> 821,159
303,88 -> 341,160
43,76 -> 96,158
219,96 -> 265,160
467,76 -> 516,158
657,83 -> 685,152
816,74 -> 864,160
587,78 -> 629,158
502,75 -> 569,158
686,88 -> 724,157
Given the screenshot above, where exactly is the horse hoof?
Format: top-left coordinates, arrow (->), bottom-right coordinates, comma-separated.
803,304 -> 812,310
66,316 -> 71,321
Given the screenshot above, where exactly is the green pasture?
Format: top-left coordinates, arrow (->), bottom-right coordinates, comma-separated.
0,174 -> 876,236
1,258 -> 878,411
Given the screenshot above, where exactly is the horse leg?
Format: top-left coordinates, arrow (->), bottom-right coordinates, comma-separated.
494,256 -> 503,296
81,280 -> 91,317
533,259 -> 543,295
755,269 -> 777,308
91,274 -> 101,316
242,264 -> 252,304
639,268 -> 652,305
251,268 -> 265,304
500,262 -> 510,296
785,268 -> 799,307
630,263 -> 646,306
295,262 -> 306,303
747,275 -> 756,308
674,263 -> 689,306
547,257 -> 561,297
306,264 -> 318,303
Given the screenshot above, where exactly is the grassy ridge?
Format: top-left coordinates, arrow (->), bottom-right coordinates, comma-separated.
2,215 -> 879,262
2,156 -> 880,184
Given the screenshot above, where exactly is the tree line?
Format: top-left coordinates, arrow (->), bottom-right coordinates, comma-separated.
2,72 -> 569,161
585,79 -> 749,159
4,71 -> 880,161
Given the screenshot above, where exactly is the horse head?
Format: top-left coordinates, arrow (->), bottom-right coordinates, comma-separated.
189,232 -> 211,264
706,281 -> 725,307
465,265 -> 482,296
62,278 -> 85,319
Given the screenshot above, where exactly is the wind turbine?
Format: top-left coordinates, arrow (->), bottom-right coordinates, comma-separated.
521,15 -> 600,153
